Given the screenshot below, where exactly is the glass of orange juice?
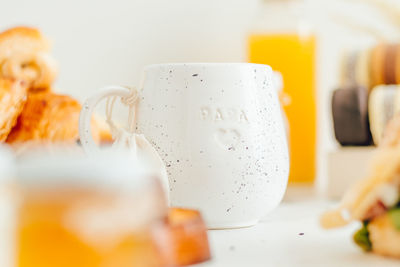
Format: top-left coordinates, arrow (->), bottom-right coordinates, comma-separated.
14,149 -> 167,267
248,0 -> 317,184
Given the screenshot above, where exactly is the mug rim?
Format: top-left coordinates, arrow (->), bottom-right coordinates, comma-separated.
144,62 -> 272,72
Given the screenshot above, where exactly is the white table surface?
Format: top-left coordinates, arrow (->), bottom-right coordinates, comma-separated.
198,198 -> 399,267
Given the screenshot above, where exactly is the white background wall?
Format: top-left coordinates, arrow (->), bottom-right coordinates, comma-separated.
1,0 -> 400,182
1,0 -> 260,98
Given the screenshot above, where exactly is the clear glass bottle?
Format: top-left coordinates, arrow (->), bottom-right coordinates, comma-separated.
248,0 -> 317,184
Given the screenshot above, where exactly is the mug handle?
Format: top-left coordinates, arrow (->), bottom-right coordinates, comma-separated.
79,85 -> 132,154
80,86 -> 171,203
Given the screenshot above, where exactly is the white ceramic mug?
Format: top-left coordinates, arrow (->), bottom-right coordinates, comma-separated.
80,63 -> 289,229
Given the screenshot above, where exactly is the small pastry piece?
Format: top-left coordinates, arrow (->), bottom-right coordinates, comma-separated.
368,85 -> 400,145
0,78 -> 28,141
331,86 -> 372,146
154,208 -> 211,266
0,27 -> 57,91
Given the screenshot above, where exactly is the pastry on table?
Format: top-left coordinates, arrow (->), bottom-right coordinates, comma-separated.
6,91 -> 110,145
0,79 -> 28,141
155,208 -> 211,266
321,126 -> 400,257
0,26 -> 57,91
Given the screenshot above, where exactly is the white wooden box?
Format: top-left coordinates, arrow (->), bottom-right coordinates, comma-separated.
326,147 -> 376,199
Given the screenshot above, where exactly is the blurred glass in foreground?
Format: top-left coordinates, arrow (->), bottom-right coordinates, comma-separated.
14,148 -> 167,267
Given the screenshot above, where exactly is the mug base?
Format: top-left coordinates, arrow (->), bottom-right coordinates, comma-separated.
207,220 -> 259,230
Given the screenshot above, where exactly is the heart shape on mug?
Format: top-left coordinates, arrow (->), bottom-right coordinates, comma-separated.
214,129 -> 241,150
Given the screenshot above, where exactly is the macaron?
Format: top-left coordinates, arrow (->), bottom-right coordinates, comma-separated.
368,85 -> 400,145
339,48 -> 372,90
396,44 -> 400,85
370,44 -> 386,89
355,47 -> 372,91
383,44 -> 398,85
332,86 -> 372,146
340,50 -> 359,88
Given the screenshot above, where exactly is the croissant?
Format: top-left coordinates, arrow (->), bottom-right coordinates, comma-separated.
6,91 -> 81,144
0,78 -> 28,141
0,27 -> 57,91
6,91 -> 112,145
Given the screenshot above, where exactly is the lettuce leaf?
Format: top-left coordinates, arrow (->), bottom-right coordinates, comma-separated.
353,221 -> 372,252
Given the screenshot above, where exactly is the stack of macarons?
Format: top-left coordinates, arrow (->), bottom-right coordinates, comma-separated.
332,44 -> 400,146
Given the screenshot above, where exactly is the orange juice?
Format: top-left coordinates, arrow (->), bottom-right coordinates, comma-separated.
249,33 -> 316,183
16,189 -> 162,267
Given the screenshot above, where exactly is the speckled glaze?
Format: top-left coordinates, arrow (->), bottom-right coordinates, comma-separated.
136,63 -> 289,229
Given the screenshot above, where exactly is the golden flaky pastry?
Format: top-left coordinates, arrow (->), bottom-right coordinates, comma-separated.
6,92 -> 111,145
0,27 -> 57,91
0,79 -> 28,141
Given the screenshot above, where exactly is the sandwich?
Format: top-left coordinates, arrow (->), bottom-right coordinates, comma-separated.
321,115 -> 400,258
